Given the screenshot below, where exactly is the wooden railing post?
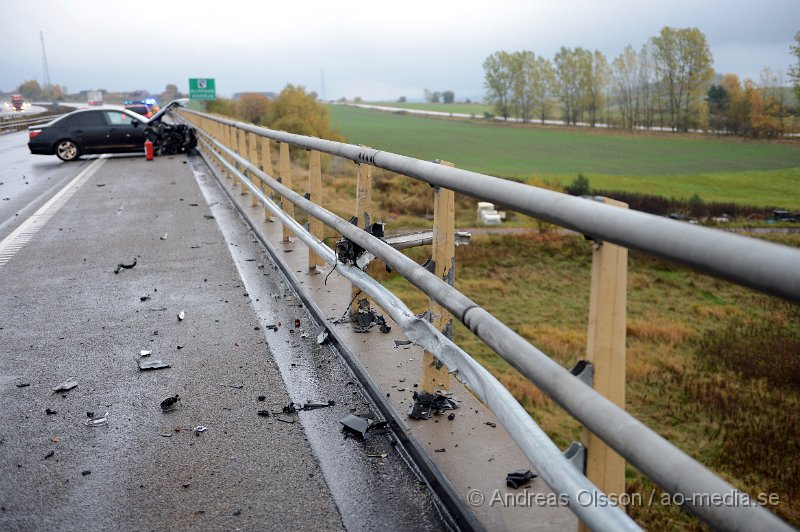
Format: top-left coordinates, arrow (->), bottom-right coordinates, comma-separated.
308,150 -> 324,271
581,196 -> 628,529
279,142 -> 295,242
351,161 -> 374,315
421,160 -> 455,393
247,132 -> 258,206
259,136 -> 274,222
238,128 -> 249,196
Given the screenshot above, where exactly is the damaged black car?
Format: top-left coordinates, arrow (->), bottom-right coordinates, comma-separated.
28,99 -> 196,161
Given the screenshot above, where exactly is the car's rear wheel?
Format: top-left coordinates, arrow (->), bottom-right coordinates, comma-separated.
55,139 -> 80,161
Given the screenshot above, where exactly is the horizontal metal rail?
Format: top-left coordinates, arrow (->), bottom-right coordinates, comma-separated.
0,113 -> 63,132
180,109 -> 793,531
194,130 -> 640,531
183,109 -> 800,304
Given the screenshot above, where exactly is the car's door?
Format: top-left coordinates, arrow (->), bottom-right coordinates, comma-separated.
103,111 -> 146,151
68,111 -> 111,152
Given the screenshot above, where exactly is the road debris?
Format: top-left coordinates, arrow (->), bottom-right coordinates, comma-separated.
303,400 -> 335,410
160,233 -> 168,240
276,415 -> 295,424
316,327 -> 330,345
353,299 -> 391,334
113,258 -> 137,274
506,469 -> 537,489
485,421 -> 497,428
138,358 -> 170,371
367,453 -> 389,459
193,426 -> 207,435
177,311 -> 185,321
140,296 -> 151,302
257,410 -> 271,417
16,382 -> 31,388
82,470 -> 91,476
408,391 -> 459,420
160,433 -> 173,438
160,395 -> 181,413
45,408 -> 57,415
139,350 -> 152,358
44,450 -> 55,460
53,379 -> 78,393
434,448 -> 446,453
393,340 -> 412,347
339,414 -> 388,441
85,412 -> 109,427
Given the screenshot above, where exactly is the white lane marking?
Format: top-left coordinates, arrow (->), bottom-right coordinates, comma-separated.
0,156 -> 109,268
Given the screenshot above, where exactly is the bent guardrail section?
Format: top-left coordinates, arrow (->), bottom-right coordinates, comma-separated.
178,108 -> 796,531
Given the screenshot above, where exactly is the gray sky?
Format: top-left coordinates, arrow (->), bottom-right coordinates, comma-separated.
2,0 -> 798,101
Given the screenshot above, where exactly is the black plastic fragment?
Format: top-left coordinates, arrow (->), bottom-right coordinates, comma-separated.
353,299 -> 391,334
394,340 -> 413,347
506,469 -> 537,489
160,395 -> 180,412
113,258 -> 137,274
53,379 -> 78,393
408,391 -> 458,420
257,410 -> 270,417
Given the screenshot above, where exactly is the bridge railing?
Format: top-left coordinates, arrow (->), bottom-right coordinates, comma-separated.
178,108 -> 796,531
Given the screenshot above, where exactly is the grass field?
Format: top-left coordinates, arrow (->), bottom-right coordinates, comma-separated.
328,105 -> 800,208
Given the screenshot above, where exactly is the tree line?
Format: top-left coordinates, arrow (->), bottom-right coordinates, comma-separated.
484,27 -> 798,137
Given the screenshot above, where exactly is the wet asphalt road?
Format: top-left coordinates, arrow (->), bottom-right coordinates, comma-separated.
0,150 -> 445,530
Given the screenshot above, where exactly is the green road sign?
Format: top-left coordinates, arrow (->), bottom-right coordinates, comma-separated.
189,78 -> 216,100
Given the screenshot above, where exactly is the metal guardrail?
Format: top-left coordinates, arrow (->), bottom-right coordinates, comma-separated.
0,113 -> 63,133
178,108 -> 795,531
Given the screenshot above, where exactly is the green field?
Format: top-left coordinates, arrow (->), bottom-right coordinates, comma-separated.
328,105 -> 800,208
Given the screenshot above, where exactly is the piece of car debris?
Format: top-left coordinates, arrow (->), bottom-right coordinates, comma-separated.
485,421 -> 497,428
193,426 -> 207,435
316,327 -> 330,345
257,410 -> 271,417
302,400 -> 335,410
159,432 -> 173,438
160,233 -> 168,241
177,311 -> 185,321
85,412 -> 109,427
45,408 -> 57,415
53,379 -> 78,393
140,296 -> 151,302
339,414 -> 388,440
276,415 -> 295,424
506,469 -> 538,489
113,258 -> 137,274
408,391 -> 459,420
137,358 -> 170,371
220,383 -> 244,389
139,350 -> 152,358
16,382 -> 31,388
393,340 -> 412,347
44,450 -> 55,460
367,453 -> 388,459
160,395 -> 180,413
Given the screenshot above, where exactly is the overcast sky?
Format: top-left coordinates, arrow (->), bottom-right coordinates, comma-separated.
1,0 -> 798,101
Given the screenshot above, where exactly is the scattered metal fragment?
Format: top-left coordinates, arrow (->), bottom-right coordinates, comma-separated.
137,358 -> 170,371
16,382 -> 31,388
160,233 -> 168,240
53,379 -> 78,393
367,453 -> 389,459
159,433 -> 173,438
193,426 -> 207,435
44,450 -> 55,460
139,350 -> 152,358
113,258 -> 137,274
303,400 -> 335,410
203,215 -> 215,220
45,408 -> 57,415
316,327 -> 330,345
506,469 -> 537,489
282,403 -> 300,414
265,324 -> 278,331
148,307 -> 168,312
177,311 -> 185,321
394,340 -> 412,347
257,410 -> 271,417
276,415 -> 295,424
434,448 -> 446,453
220,383 -> 244,389
160,395 -> 181,413
85,412 -> 109,427
408,391 -> 459,420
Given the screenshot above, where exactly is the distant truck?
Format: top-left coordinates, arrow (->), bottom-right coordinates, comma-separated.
11,94 -> 24,111
87,90 -> 103,106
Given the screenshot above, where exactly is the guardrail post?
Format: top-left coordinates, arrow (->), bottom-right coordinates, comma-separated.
226,125 -> 236,184
308,150 -> 324,271
581,196 -> 628,527
421,160 -> 455,392
279,142 -> 295,242
247,132 -> 258,206
351,161 -> 374,315
258,136 -> 274,222
238,128 -> 249,196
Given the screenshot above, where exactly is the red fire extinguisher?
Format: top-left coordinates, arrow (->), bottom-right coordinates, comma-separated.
144,139 -> 154,161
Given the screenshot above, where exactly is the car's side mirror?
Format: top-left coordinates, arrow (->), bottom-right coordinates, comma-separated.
132,119 -> 139,127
